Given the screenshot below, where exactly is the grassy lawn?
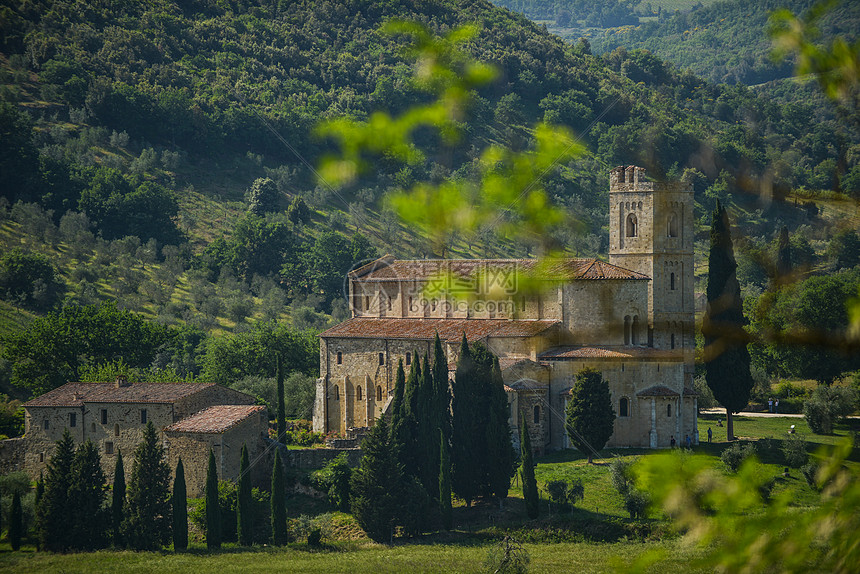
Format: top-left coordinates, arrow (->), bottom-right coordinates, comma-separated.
1,414 -> 852,572
0,539 -> 705,574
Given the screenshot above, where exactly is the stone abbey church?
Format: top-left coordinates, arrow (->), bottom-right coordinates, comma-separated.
314,166 -> 699,453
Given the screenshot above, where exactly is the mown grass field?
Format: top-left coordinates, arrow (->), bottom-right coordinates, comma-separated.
2,413 -> 853,573
0,539 -> 706,574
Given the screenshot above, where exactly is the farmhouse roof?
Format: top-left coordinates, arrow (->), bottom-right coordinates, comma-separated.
320,318 -> 559,342
165,405 -> 266,434
349,256 -> 649,282
538,346 -> 682,361
23,381 -> 218,408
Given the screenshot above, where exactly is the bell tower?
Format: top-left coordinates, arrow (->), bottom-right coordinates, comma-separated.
608,166 -> 695,380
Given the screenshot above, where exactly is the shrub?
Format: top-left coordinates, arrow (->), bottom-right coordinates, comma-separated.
782,434 -> 808,468
544,478 -> 584,513
721,442 -> 756,473
482,535 -> 530,574
624,489 -> 650,520
310,453 -> 352,512
801,462 -> 819,487
804,386 -> 856,434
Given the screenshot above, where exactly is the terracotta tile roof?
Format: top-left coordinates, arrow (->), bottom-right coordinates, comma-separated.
23,382 -> 217,408
539,346 -> 682,361
683,387 -> 699,396
506,379 -> 547,391
350,256 -> 649,282
165,405 -> 266,434
320,318 -> 559,342
636,385 -> 680,397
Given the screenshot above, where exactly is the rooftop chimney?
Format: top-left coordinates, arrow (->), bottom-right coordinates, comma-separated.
115,375 -> 131,388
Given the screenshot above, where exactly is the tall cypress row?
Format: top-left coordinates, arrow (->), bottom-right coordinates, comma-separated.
122,422 -> 172,550
173,458 -> 188,551
205,450 -> 221,550
68,440 -> 108,551
391,358 -> 406,418
276,354 -> 286,442
112,452 -> 126,547
703,200 -> 754,441
438,429 -> 452,531
237,443 -> 253,545
271,449 -> 288,546
520,412 -> 539,519
394,356 -> 421,480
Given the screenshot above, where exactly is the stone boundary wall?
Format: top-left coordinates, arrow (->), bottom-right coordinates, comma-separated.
0,438 -> 25,475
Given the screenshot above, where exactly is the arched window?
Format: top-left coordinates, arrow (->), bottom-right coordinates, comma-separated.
533,405 -> 540,425
365,295 -> 370,310
336,351 -> 343,365
334,386 -> 340,400
667,403 -> 672,417
376,386 -> 382,402
624,315 -> 631,344
378,352 -> 385,366
619,397 -> 629,417
357,386 -> 363,401
631,315 -> 640,345
114,423 -> 120,437
405,352 -> 412,366
626,213 -> 638,237
671,333 -> 676,349
667,213 -> 678,237
670,272 -> 676,291
387,296 -> 392,311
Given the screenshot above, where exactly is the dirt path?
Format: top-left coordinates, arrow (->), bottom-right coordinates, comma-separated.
699,408 -> 859,420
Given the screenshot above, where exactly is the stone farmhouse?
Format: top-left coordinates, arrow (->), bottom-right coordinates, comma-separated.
9,377 -> 268,496
313,165 -> 698,453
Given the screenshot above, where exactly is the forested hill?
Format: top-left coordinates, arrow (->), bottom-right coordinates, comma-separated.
588,0 -> 860,86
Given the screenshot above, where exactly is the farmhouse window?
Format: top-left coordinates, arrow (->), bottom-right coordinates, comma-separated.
619,397 -> 629,417
105,442 -> 114,455
378,352 -> 384,366
44,419 -> 49,430
101,409 -> 108,424
69,413 -> 76,427
140,409 -> 147,424
405,352 -> 411,366
337,351 -> 343,365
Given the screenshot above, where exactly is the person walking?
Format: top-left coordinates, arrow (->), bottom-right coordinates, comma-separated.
707,427 -> 712,443
775,399 -> 779,414
685,434 -> 691,448
768,398 -> 773,413
670,435 -> 676,448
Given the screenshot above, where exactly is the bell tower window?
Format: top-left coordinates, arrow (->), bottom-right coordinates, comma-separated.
626,213 -> 638,237
667,213 -> 678,237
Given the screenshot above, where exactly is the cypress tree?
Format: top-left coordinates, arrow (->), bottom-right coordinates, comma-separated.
34,473 -> 43,551
112,452 -> 125,547
520,412 -> 539,519
37,429 -> 75,552
271,449 -> 287,545
68,440 -> 108,550
565,368 -> 615,464
122,421 -> 172,550
9,490 -> 22,551
206,449 -> 221,550
451,333 -> 480,506
350,416 -> 402,543
703,201 -> 754,441
393,356 -> 421,480
391,358 -> 407,418
487,356 -> 515,501
439,429 -> 452,530
276,354 -> 286,442
237,443 -> 253,545
173,458 -> 188,551
776,225 -> 792,282
418,353 -> 437,498
432,332 -> 450,441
